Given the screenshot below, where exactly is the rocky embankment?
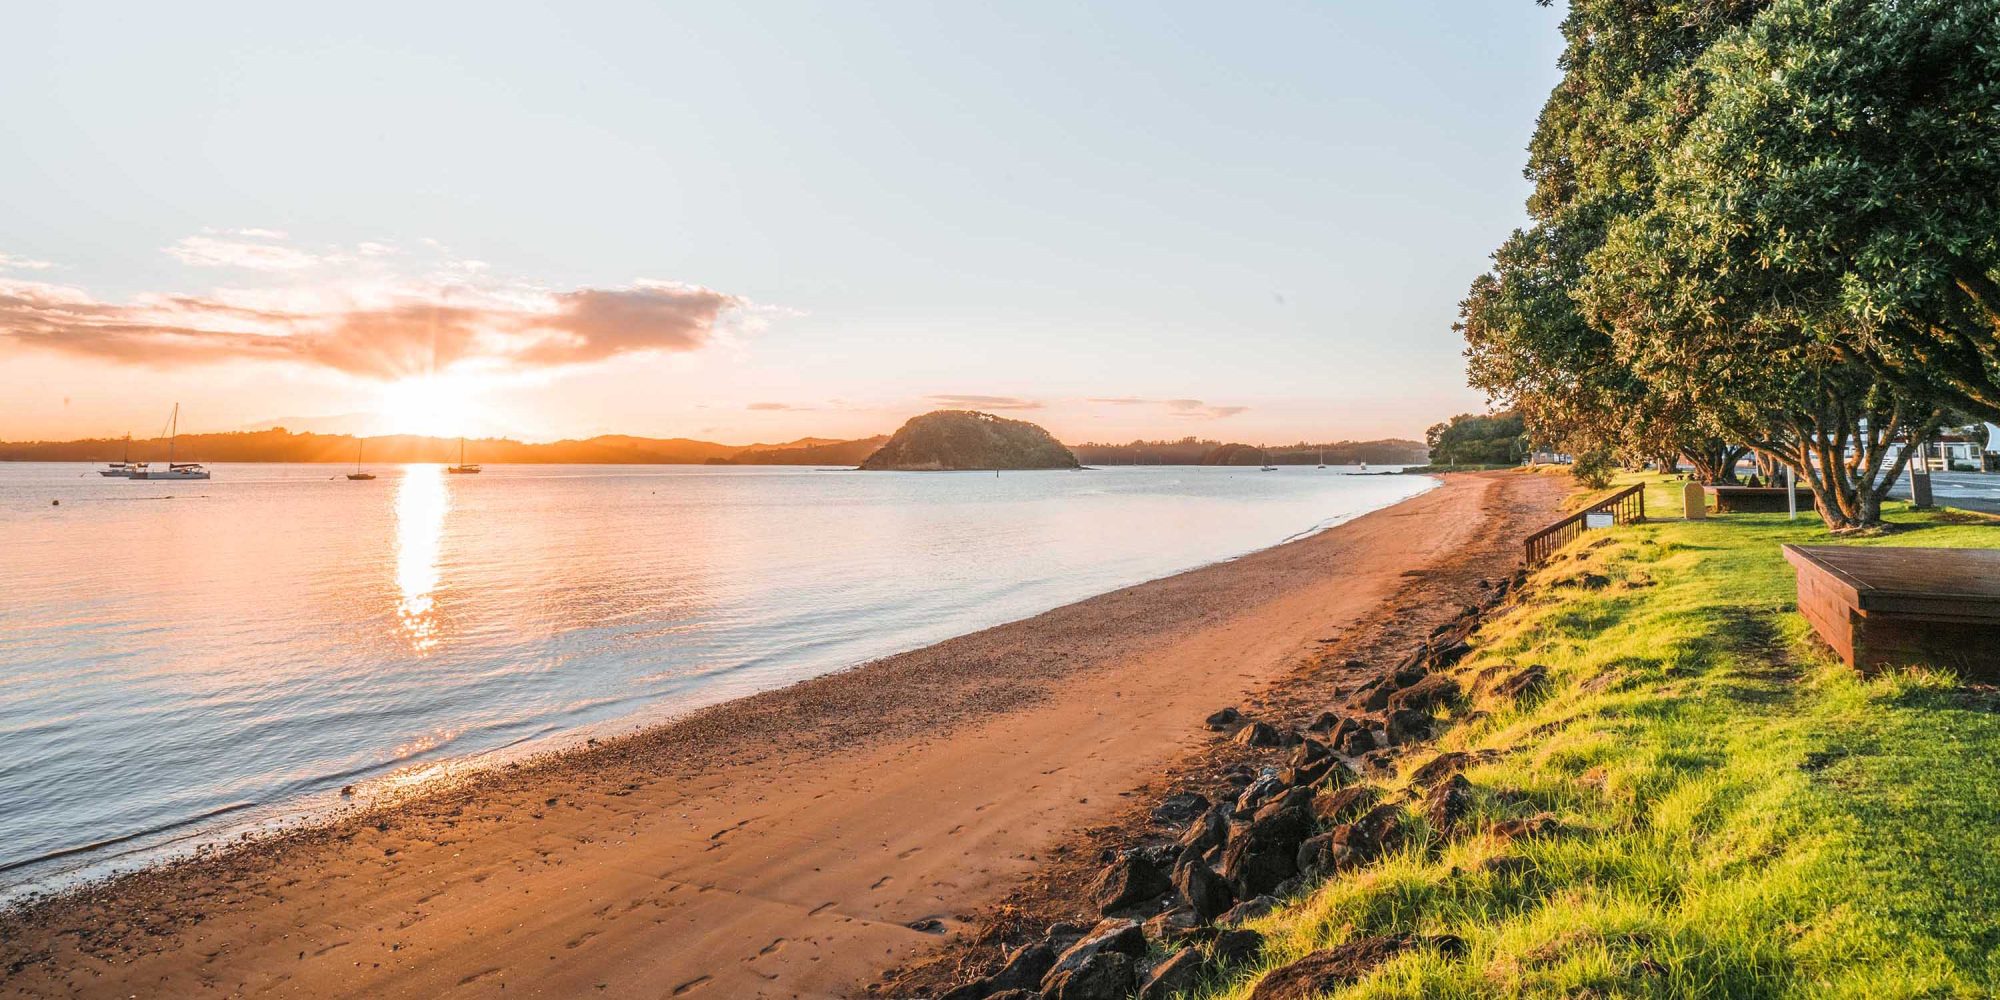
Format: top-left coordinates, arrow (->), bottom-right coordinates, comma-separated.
911,570 -> 1547,1000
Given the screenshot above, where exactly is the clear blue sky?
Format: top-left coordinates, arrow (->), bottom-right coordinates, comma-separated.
0,2 -> 1567,444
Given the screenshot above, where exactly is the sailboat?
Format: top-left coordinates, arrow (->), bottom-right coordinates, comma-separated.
346,438 -> 376,480
446,437 -> 481,474
1317,450 -> 1326,470
1260,448 -> 1278,471
99,434 -> 145,477
131,404 -> 209,480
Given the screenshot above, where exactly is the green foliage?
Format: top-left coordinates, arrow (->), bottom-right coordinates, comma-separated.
1459,0 -> 1991,527
1425,412 -> 1526,466
1181,477 -> 2000,999
1570,449 -> 1616,489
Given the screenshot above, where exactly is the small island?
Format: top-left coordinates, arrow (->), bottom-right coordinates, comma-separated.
859,410 -> 1080,471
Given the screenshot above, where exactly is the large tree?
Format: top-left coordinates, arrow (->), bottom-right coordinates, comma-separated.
1627,0 -> 2000,420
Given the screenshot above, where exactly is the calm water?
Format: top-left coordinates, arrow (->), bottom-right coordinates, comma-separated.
0,463 -> 1429,896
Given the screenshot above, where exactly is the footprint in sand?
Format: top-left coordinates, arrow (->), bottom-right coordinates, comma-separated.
670,974 -> 711,995
869,875 -> 893,889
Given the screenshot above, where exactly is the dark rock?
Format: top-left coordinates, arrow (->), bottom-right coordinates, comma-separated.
1359,680 -> 1398,713
1306,711 -> 1342,733
1234,770 -> 1286,817
989,942 -> 1057,993
1217,895 -> 1279,925
1422,774 -> 1475,835
1429,640 -> 1473,669
1387,675 -> 1461,715
1492,664 -> 1550,701
1210,927 -> 1265,968
1385,706 -> 1433,745
1173,860 -> 1236,921
987,992 -> 1037,1000
1179,804 -> 1230,853
1151,791 -> 1211,826
1205,707 -> 1244,729
1490,811 -> 1561,843
1142,905 -> 1203,942
1090,852 -> 1172,915
908,917 -> 946,933
1311,784 -> 1378,825
1271,874 -> 1309,899
1044,921 -> 1088,951
938,979 -> 993,1000
1296,832 -> 1355,873
1253,786 -> 1315,825
1290,739 -> 1330,765
1220,799 -> 1314,897
1047,918 -> 1145,978
1138,947 -> 1208,1000
1247,934 -> 1466,1000
1408,751 -> 1474,787
1360,750 -> 1397,775
1041,950 -> 1135,1000
1334,722 -> 1382,757
1279,758 -> 1337,788
1233,721 -> 1284,747
1328,803 -> 1407,864
1138,842 -> 1181,870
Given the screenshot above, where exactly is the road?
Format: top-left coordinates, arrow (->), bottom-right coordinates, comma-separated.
1886,470 -> 2000,515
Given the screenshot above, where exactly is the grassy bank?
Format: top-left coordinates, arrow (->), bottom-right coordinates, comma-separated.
1190,473 -> 2000,998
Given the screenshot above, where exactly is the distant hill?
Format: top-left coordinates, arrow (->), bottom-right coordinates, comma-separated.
716,436 -> 888,466
2,427 -> 1423,468
859,411 -> 1079,471
0,429 -> 866,466
1070,438 -> 1427,466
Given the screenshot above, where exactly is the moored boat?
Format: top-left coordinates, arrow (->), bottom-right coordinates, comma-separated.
130,405 -> 209,480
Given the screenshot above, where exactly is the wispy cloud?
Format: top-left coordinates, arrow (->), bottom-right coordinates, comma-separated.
0,253 -> 54,271
1088,396 -> 1248,419
747,401 -> 813,411
165,234 -> 325,272
1,231 -> 748,381
926,393 -> 1043,411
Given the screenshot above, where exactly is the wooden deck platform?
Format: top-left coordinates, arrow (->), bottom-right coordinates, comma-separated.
1782,544 -> 2000,676
1709,485 -> 1816,513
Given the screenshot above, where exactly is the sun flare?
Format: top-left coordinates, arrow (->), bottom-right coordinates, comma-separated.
374,376 -> 487,438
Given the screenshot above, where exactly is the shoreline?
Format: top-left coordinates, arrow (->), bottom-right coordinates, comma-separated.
0,470 -> 1564,999
0,472 -> 1434,903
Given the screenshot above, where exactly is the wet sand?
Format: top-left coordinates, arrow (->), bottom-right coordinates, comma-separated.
0,470 -> 1564,999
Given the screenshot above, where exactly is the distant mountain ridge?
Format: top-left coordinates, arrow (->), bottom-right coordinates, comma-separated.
0,427 -> 1421,467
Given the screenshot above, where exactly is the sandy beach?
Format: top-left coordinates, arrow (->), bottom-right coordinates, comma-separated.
0,470 -> 1564,999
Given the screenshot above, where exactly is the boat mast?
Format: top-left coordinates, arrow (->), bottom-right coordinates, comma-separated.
168,403 -> 178,465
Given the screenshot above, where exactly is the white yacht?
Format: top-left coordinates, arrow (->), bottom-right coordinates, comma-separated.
131,404 -> 210,480
99,434 -> 142,476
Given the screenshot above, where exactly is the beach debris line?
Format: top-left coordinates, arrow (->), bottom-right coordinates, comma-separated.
916,569 -> 1542,1000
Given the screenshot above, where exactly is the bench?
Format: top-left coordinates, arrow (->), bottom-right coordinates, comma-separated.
1782,544 -> 2000,676
1708,485 -> 1816,513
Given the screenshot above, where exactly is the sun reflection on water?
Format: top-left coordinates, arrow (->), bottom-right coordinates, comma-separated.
394,464 -> 449,652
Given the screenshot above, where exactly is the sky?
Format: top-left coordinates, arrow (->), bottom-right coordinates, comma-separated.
0,2 -> 1567,446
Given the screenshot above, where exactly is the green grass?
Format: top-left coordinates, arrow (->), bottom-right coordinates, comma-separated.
1185,474 -> 2000,999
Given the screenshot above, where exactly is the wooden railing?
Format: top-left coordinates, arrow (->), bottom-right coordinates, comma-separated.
1523,483 -> 1647,566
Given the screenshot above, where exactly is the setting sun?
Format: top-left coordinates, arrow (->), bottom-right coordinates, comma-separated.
373,375 -> 487,438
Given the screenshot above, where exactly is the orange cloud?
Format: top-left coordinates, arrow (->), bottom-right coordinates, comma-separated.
0,278 -> 741,380
925,393 -> 1042,410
